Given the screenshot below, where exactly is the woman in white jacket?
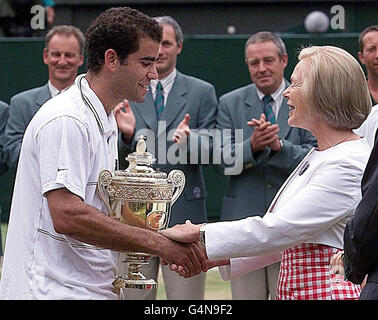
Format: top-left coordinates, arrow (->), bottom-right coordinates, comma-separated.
162,45 -> 372,300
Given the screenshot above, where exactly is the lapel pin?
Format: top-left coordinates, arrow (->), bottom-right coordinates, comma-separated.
299,161 -> 310,176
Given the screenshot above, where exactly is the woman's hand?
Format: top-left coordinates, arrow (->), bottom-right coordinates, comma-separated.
330,251 -> 345,276
159,219 -> 201,243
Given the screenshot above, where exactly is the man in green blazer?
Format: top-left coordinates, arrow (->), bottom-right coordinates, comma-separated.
216,31 -> 317,300
4,25 -> 84,168
117,16 -> 218,300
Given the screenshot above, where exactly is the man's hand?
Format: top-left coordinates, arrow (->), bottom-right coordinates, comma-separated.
160,220 -> 205,277
173,113 -> 190,143
114,99 -> 135,143
163,247 -> 230,277
160,220 -> 232,277
159,237 -> 208,278
248,113 -> 280,154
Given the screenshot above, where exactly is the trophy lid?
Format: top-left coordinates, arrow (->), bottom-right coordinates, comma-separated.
98,135 -> 185,205
114,135 -> 167,183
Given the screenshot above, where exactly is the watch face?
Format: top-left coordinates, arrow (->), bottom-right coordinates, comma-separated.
200,233 -> 205,246
199,224 -> 206,246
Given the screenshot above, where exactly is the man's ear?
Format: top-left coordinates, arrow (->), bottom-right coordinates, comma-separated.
281,53 -> 288,68
78,54 -> 84,67
104,49 -> 119,72
43,48 -> 49,65
358,51 -> 365,65
177,43 -> 183,55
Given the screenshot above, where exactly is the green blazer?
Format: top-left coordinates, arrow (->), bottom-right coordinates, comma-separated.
4,83 -> 51,168
216,81 -> 317,221
118,71 -> 218,226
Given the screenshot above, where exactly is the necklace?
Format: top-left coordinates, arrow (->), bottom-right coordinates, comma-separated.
318,132 -> 356,151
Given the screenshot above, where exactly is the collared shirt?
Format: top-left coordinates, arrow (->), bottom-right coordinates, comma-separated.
354,103 -> 378,149
0,74 -> 119,300
150,68 -> 176,102
48,80 -> 72,98
255,79 -> 286,118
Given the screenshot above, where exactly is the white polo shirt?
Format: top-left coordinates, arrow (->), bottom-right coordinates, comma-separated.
0,74 -> 119,299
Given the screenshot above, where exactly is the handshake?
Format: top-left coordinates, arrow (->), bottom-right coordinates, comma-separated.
158,220 -> 229,278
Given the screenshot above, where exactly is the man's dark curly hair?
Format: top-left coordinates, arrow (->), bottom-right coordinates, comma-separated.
85,7 -> 162,74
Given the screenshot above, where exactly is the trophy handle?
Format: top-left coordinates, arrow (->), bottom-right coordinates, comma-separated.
168,170 -> 186,205
97,169 -> 113,216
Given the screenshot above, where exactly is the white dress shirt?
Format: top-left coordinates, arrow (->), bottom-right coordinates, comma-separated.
255,79 -> 286,118
204,139 -> 370,279
150,69 -> 176,103
48,80 -> 72,98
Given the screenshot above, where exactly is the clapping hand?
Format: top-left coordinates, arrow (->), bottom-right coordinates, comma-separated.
114,99 -> 136,143
173,113 -> 190,144
248,113 -> 281,153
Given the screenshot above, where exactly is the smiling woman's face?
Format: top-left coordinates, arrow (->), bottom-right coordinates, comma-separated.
282,60 -> 317,131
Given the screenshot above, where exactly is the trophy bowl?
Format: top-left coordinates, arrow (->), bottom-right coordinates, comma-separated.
97,135 -> 185,290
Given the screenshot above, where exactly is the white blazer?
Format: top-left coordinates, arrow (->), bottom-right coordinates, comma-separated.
204,139 -> 371,280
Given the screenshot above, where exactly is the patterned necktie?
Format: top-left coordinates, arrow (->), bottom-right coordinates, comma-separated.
262,95 -> 276,124
154,81 -> 164,119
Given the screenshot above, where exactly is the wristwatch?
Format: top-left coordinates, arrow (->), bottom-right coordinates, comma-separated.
199,223 -> 207,246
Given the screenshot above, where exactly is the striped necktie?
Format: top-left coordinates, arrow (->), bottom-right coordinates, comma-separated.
154,81 -> 164,119
262,95 -> 276,124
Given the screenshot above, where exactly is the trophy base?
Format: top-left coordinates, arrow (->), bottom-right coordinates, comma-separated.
113,275 -> 157,290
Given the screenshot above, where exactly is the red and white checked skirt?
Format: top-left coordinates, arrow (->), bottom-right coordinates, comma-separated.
276,243 -> 361,300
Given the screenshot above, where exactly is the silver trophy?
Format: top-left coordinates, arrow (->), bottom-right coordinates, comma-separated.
97,135 -> 185,289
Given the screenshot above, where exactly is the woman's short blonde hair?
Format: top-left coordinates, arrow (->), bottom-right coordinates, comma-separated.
298,45 -> 371,129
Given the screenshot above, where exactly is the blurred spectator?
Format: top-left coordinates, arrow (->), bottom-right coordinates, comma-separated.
43,0 -> 55,26
358,25 -> 378,104
4,25 -> 84,168
354,26 -> 378,148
